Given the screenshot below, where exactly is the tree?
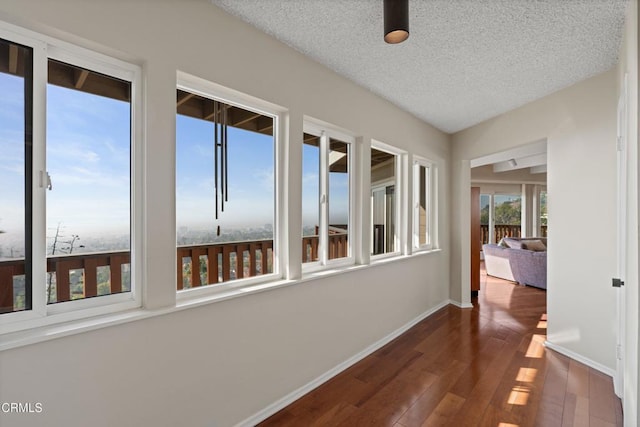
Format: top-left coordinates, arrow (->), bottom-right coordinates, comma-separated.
47,223 -> 84,303
480,205 -> 489,225
540,192 -> 548,226
494,199 -> 521,225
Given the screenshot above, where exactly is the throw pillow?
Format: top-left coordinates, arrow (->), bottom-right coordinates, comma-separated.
524,239 -> 546,251
503,238 -> 524,249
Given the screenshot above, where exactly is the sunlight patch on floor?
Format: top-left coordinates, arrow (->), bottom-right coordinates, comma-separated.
536,320 -> 547,329
516,367 -> 537,382
525,334 -> 546,358
508,386 -> 530,405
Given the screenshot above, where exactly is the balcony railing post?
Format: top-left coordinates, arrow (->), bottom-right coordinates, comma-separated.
0,265 -> 15,313
236,244 -> 246,279
222,245 -> 231,282
109,255 -> 124,294
191,248 -> 206,287
56,260 -> 72,302
84,258 -> 99,298
177,249 -> 187,290
207,247 -> 220,284
249,243 -> 257,276
261,242 -> 269,274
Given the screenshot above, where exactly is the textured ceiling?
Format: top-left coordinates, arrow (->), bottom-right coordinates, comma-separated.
211,0 -> 627,133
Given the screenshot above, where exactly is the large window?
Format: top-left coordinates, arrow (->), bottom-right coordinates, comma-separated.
302,122 -> 354,268
0,29 -> 140,328
413,158 -> 437,250
176,83 -> 278,290
371,144 -> 403,257
46,59 -> 132,305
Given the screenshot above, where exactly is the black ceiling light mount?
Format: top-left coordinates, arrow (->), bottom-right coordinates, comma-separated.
384,0 -> 409,44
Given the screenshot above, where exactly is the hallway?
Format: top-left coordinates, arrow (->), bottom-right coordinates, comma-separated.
259,269 -> 623,426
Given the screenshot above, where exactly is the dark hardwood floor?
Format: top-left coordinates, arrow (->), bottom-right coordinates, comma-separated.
259,265 -> 623,427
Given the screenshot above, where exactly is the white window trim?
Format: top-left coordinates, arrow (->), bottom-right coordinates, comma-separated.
412,157 -> 438,252
175,71 -> 287,300
0,22 -> 143,335
302,118 -> 357,273
368,140 -> 408,262
370,140 -> 405,261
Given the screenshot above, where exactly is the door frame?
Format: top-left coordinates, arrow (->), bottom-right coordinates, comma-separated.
614,73 -> 628,398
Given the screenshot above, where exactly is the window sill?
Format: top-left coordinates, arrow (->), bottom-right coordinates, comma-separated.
0,248 -> 443,352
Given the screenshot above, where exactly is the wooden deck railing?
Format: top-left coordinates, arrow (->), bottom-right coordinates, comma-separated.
302,233 -> 348,263
1,233 -> 351,312
0,250 -> 131,312
177,239 -> 273,289
480,224 -> 548,244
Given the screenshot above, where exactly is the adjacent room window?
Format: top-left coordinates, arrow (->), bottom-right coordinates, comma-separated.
480,194 -> 490,244
540,190 -> 547,237
494,194 -> 522,241
413,158 -> 437,250
302,122 -> 354,268
371,144 -> 402,257
0,29 -> 140,327
176,86 -> 278,290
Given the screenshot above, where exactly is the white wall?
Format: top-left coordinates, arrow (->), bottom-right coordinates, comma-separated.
452,70 -> 619,371
0,1 -> 450,426
618,1 -> 639,425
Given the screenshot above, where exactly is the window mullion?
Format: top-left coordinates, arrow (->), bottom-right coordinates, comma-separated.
412,162 -> 419,249
425,166 -> 431,248
31,41 -> 47,316
319,132 -> 329,265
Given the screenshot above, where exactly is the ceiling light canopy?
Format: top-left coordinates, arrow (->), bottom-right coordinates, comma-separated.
384,0 -> 409,44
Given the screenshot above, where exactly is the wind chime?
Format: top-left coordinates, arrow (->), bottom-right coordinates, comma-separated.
213,100 -> 229,236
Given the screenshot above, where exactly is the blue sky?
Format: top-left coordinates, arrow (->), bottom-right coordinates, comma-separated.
177,120 -> 350,234
302,142 -> 350,234
0,74 -> 25,245
0,68 -> 350,258
176,115 -> 275,230
0,72 -> 131,257
302,143 -> 319,234
46,84 -> 131,238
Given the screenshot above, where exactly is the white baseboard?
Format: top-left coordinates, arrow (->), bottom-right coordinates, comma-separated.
449,299 -> 474,309
544,340 -> 616,378
234,299 -> 451,427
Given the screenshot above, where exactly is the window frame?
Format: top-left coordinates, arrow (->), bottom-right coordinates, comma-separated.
0,22 -> 143,334
370,141 -> 405,261
412,157 -> 438,252
175,72 -> 286,300
302,119 -> 356,272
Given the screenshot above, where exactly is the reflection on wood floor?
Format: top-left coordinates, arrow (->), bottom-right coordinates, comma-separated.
259,265 -> 623,427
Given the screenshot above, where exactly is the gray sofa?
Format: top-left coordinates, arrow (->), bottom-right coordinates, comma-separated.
482,237 -> 547,289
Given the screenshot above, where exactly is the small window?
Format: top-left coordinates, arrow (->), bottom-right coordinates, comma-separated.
371,144 -> 403,257
302,122 -> 354,268
413,159 -> 437,250
176,88 -> 277,290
